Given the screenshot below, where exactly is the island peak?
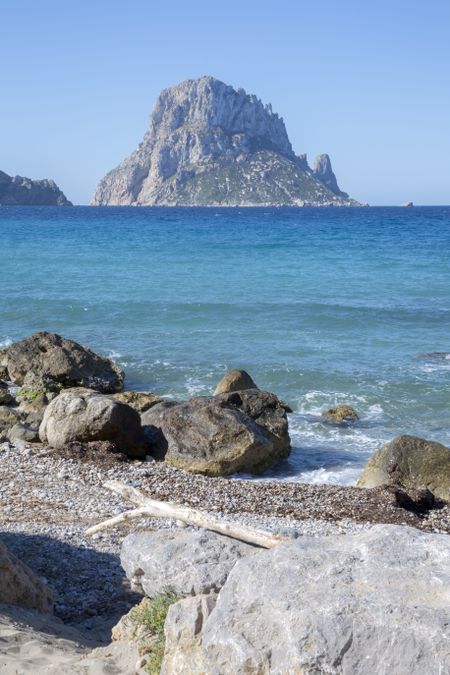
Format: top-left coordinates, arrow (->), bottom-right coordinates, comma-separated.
92,77 -> 359,207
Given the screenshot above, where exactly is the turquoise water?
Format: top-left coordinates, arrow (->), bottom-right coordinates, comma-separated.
1,205 -> 450,484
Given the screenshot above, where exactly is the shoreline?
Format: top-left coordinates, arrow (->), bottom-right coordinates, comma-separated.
1,438 -> 449,641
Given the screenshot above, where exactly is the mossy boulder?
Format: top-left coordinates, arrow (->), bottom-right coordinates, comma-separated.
322,404 -> 359,424
357,435 -> 450,501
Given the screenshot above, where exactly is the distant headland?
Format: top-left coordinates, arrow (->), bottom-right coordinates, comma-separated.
0,170 -> 72,206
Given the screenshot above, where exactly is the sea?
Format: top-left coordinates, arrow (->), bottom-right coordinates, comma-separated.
1,205 -> 450,485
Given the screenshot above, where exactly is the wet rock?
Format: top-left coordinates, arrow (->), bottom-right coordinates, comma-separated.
357,434 -> 450,500
121,529 -> 255,598
213,370 -> 257,395
0,540 -> 53,612
322,404 -> 359,424
4,332 -> 124,393
39,389 -> 146,459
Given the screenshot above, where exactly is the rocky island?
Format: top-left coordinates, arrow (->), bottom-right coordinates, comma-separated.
92,76 -> 359,207
0,170 -> 72,206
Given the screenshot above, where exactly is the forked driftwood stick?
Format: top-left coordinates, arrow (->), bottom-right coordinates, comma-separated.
85,480 -> 288,549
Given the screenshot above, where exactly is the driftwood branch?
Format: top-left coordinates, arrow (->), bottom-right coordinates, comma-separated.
86,480 -> 288,549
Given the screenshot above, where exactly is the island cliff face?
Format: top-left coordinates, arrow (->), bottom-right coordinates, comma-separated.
0,171 -> 72,206
92,76 -> 358,207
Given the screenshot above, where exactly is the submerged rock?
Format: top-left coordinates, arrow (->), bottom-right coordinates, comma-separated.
4,332 -> 124,393
121,529 -> 255,598
39,389 -> 146,458
195,525 -> 450,674
0,541 -> 53,612
357,434 -> 450,500
322,403 -> 359,424
213,369 -> 257,395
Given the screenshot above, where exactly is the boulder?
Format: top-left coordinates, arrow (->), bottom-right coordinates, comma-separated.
196,525 -> 450,674
4,332 -> 124,393
39,389 -> 146,458
161,594 -> 217,675
143,396 -> 281,475
8,422 -> 40,444
217,389 -> 291,456
112,390 -> 163,414
213,370 -> 257,395
121,529 -> 255,598
357,435 -> 450,500
322,404 -> 359,423
0,541 -> 53,612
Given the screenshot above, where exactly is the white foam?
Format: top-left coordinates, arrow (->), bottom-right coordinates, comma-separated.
294,390 -> 370,416
0,338 -> 12,348
293,465 -> 363,485
107,350 -> 122,360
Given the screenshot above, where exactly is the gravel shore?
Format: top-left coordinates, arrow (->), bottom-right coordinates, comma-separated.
1,439 -> 449,640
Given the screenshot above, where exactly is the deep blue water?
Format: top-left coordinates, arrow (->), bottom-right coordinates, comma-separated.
1,205 -> 450,484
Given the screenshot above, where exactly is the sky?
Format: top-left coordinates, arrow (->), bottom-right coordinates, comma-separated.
1,0 -> 449,205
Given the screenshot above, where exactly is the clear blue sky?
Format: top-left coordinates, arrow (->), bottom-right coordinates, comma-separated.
1,0 -> 449,205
